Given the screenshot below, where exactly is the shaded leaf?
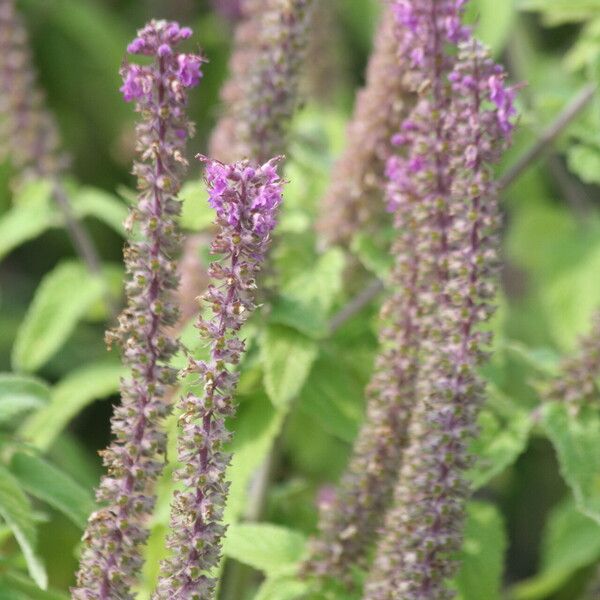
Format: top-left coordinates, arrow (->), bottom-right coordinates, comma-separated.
71,186 -> 127,235
12,262 -> 107,372
0,465 -> 46,589
543,403 -> 600,523
0,374 -> 50,425
21,362 -> 124,451
253,577 -> 308,600
261,325 -> 318,409
10,452 -> 95,529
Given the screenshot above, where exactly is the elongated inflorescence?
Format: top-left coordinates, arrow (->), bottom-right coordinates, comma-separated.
0,0 -> 67,184
238,0 -> 315,162
363,2 -> 515,598
155,157 -> 283,599
316,8 -> 414,248
545,311 -> 600,412
73,21 -> 203,600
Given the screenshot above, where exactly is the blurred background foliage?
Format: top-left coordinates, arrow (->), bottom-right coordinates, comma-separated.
2,0 -> 600,599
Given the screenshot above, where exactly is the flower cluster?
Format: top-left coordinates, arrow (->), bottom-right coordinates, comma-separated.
0,0 -> 68,184
73,21 -> 203,600
545,311 -> 600,412
156,157 -> 283,599
360,1 -> 515,598
316,9 -> 414,248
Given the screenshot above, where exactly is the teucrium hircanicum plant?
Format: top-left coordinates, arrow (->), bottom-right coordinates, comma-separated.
155,157 -> 284,599
73,20 -> 203,600
363,0 -> 515,598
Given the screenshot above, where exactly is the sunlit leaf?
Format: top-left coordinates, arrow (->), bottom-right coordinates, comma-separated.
0,374 -> 50,425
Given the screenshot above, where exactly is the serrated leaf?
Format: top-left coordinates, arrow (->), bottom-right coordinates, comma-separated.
10,452 -> 94,529
21,362 -> 124,451
0,465 -> 46,589
179,180 -> 213,231
453,502 -> 507,600
260,325 -> 318,408
0,374 -> 50,425
222,523 -> 306,575
543,403 -> 600,523
12,261 -> 107,372
510,499 -> 600,600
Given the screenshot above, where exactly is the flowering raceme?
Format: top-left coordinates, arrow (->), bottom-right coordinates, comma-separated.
156,157 -> 284,599
316,8 -> 414,248
73,21 -> 203,600
361,1 -> 516,598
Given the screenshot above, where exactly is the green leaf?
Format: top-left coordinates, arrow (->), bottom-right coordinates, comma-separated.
567,144 -> 600,185
510,500 -> 600,599
0,374 -> 50,425
12,261 -> 107,372
10,452 -> 94,529
0,571 -> 68,599
71,186 -> 127,235
222,523 -> 306,575
253,577 -> 309,600
260,325 -> 318,409
224,395 -> 287,523
21,361 -> 124,451
269,295 -> 328,339
468,389 -> 533,489
179,181 -> 213,231
351,232 -> 393,280
0,184 -> 57,261
469,0 -> 516,54
0,465 -> 46,589
283,248 -> 346,315
298,350 -> 364,443
543,403 -> 600,524
453,502 -> 507,600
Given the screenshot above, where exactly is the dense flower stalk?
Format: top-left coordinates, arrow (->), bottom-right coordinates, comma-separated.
363,1 -> 515,598
210,0 -> 243,22
0,0 -> 67,182
306,181 -> 421,585
156,157 -> 283,599
239,0 -> 315,162
209,0 -> 267,163
545,311 -> 600,412
73,21 -> 203,600
316,8 -> 414,248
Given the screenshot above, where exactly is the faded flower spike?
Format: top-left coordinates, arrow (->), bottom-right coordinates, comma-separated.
156,157 -> 283,599
316,8 -> 414,248
239,0 -> 315,162
73,21 -> 203,600
364,1 -> 515,599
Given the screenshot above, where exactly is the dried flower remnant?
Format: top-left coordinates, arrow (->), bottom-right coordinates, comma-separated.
73,21 -> 203,600
545,311 -> 600,413
363,2 -> 516,598
156,157 -> 283,599
316,9 -> 414,248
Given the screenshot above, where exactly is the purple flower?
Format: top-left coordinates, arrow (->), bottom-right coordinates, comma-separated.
156,157 -> 283,598
74,20 -> 202,600
177,53 -> 203,87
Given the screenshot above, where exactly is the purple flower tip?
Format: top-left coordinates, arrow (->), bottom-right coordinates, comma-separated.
120,64 -> 147,102
177,54 -> 203,88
